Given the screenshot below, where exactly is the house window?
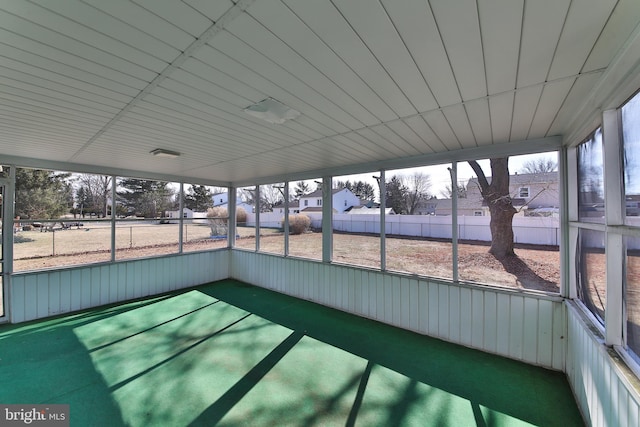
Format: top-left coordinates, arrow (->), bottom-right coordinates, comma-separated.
474,211 -> 483,216
317,199 -> 322,206
519,187 -> 530,198
344,200 -> 347,206
304,200 -> 308,206
183,213 -> 188,218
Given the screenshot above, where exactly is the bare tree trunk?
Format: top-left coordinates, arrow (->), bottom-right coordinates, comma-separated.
468,158 -> 517,259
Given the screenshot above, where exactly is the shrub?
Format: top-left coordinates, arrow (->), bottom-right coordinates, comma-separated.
206,206 -> 249,235
283,214 -> 311,235
207,207 -> 228,236
236,207 -> 247,225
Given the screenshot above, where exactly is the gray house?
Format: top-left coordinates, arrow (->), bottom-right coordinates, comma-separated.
434,172 -> 559,216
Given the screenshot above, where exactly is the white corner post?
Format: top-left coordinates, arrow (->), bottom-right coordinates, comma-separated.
451,163 -> 459,282
254,185 -> 260,252
110,175 -> 117,263
228,187 -> 237,248
322,176 -> 333,263
379,170 -> 386,271
284,182 -> 289,256
178,182 -> 184,253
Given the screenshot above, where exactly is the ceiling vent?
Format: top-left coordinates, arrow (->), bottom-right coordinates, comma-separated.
150,148 -> 180,158
243,97 -> 300,124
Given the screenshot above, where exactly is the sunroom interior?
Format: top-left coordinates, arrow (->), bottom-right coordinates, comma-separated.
1,1 -> 640,426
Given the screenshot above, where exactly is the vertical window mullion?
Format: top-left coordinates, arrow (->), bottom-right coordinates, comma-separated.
322,176 -> 332,263
604,109 -> 624,346
380,170 -> 386,271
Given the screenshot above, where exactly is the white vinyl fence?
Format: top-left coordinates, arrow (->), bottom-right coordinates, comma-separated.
248,213 -> 561,246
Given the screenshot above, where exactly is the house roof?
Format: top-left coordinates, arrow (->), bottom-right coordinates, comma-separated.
0,2 -> 637,186
302,188 -> 348,198
466,172 -> 558,188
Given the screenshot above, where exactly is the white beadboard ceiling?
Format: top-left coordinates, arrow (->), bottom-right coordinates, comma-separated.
1,0 -> 640,185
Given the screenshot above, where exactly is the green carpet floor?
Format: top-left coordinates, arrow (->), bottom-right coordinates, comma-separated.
0,279 -> 584,426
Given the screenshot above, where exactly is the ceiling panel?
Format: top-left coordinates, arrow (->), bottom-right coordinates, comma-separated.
131,0 -> 213,38
489,92 -> 515,144
29,0 -> 183,61
242,1 -> 380,127
384,120 -> 435,155
382,0 -> 461,108
478,0 -> 523,95
465,98 -> 493,146
517,0 -> 571,87
547,72 -> 604,137
369,124 -> 421,157
430,0 -> 486,101
334,133 -> 397,162
282,0 -> 415,118
0,0 -> 637,185
0,1 -> 168,73
183,0 -> 236,23
528,79 -> 575,138
402,116 -> 448,152
442,104 -> 477,149
422,110 -> 462,151
510,85 -> 544,142
547,0 -> 617,80
0,62 -> 130,109
582,0 -> 640,72
0,27 -> 150,90
204,33 -> 352,134
0,44 -> 139,102
332,0 -> 437,113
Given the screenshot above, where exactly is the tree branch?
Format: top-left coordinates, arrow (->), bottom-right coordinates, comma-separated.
468,160 -> 490,193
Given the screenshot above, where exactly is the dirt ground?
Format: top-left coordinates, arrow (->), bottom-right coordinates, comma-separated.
13,231 -> 560,293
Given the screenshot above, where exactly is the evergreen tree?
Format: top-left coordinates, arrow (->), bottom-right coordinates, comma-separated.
15,168 -> 72,219
385,175 -> 408,214
185,185 -> 213,211
293,181 -> 310,199
117,178 -> 174,218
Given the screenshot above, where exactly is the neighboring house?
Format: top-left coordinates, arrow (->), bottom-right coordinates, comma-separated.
272,200 -> 300,215
211,193 -> 255,214
413,198 -> 439,215
166,208 -> 209,220
434,172 -> 559,216
212,192 -> 228,207
348,206 -> 396,215
298,188 -> 360,214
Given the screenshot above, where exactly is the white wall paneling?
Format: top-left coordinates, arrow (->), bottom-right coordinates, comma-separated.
9,250 -> 230,323
230,250 -> 565,370
566,302 -> 640,427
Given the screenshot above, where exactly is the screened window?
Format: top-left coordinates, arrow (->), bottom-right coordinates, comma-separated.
257,183 -> 285,255
332,172 -> 380,269
577,128 -> 605,223
182,184 -> 227,253
626,236 -> 640,362
288,179 -> 322,261
235,186 -> 256,250
623,91 -> 640,221
115,178 -> 179,260
577,229 -> 606,324
13,168 -> 112,271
